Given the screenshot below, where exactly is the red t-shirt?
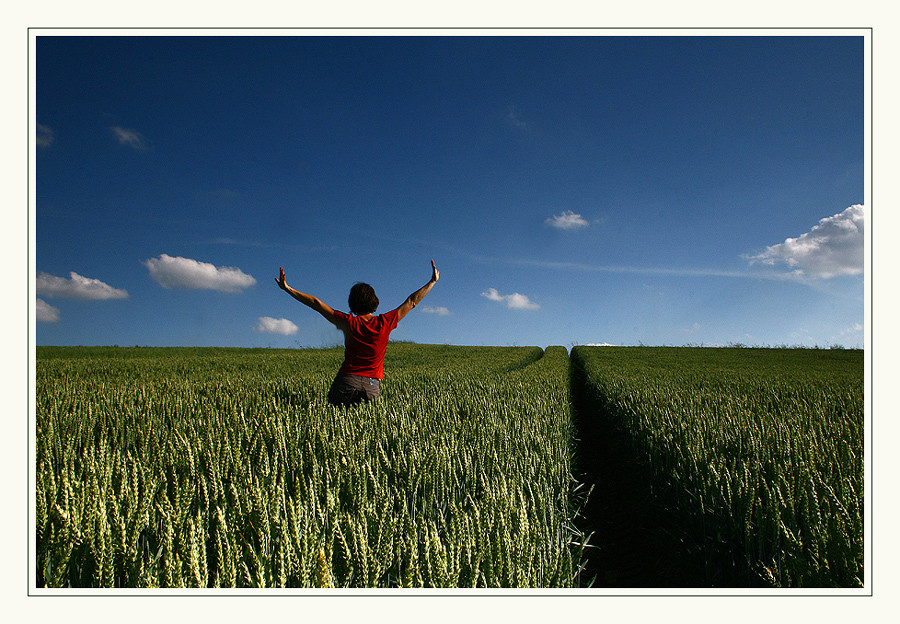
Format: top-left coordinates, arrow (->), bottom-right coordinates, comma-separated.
333,309 -> 399,379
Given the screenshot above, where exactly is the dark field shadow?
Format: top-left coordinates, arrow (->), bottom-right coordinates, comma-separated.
569,359 -> 712,588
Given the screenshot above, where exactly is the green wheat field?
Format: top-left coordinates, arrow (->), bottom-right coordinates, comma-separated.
34,344 -> 864,589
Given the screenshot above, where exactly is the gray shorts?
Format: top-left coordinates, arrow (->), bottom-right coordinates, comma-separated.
327,373 -> 382,406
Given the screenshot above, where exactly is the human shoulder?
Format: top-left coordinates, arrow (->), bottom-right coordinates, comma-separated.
381,308 -> 400,327
331,309 -> 352,329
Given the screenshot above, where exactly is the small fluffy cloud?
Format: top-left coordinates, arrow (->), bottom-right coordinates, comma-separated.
745,205 -> 864,278
36,271 -> 129,300
482,287 -> 540,310
420,306 -> 451,316
505,104 -> 528,129
255,317 -> 299,336
111,126 -> 149,150
838,323 -> 864,338
546,210 -> 589,230
36,298 -> 60,322
143,254 -> 257,292
36,124 -> 54,148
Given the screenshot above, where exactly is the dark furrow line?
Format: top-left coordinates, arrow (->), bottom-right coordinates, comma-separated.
568,353 -> 705,588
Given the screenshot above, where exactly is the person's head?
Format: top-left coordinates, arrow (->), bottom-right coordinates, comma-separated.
348,282 -> 379,315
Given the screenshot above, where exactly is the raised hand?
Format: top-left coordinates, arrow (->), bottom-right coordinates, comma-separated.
431,259 -> 440,283
275,267 -> 287,290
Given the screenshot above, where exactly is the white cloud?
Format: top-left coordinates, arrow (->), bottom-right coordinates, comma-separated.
585,342 -> 615,347
36,124 -> 54,148
745,205 -> 864,278
36,298 -> 60,322
143,254 -> 257,292
111,126 -> 149,150
420,305 -> 451,315
255,317 -> 299,336
838,323 -> 864,337
505,105 -> 528,129
36,271 -> 129,300
482,287 -> 540,310
546,210 -> 589,230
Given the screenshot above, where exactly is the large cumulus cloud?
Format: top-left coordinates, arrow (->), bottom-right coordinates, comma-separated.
745,205 -> 864,278
143,254 -> 257,293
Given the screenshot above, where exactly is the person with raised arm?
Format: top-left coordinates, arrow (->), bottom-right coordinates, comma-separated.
276,260 -> 440,406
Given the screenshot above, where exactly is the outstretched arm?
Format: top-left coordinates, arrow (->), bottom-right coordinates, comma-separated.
395,260 -> 440,321
275,267 -> 342,326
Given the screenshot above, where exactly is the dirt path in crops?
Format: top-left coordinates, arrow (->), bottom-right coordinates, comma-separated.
569,366 -> 707,589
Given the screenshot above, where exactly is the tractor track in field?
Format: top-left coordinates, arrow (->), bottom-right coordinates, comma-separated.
569,359 -> 706,589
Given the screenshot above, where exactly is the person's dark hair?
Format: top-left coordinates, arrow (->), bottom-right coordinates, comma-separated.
348,282 -> 379,315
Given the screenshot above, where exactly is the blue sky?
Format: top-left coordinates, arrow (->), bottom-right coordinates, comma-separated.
33,34 -> 866,349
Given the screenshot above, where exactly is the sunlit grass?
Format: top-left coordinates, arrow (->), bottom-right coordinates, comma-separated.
36,345 -> 584,588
